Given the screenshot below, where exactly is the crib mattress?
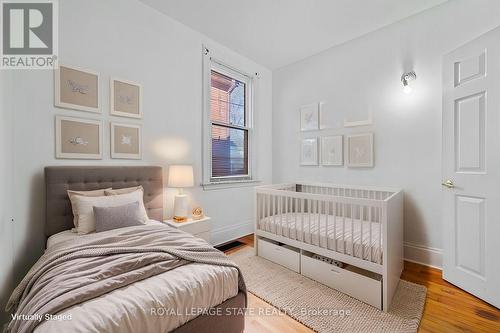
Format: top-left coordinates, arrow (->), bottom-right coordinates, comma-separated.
260,213 -> 383,264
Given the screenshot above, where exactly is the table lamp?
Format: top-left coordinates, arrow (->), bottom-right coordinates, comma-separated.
168,165 -> 194,222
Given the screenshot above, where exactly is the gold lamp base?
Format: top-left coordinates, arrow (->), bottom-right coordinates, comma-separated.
173,216 -> 188,223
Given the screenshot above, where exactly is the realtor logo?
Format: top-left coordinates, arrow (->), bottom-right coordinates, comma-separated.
1,0 -> 58,69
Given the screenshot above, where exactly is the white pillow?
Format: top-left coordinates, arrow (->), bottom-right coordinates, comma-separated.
67,188 -> 111,227
104,186 -> 143,196
72,189 -> 149,234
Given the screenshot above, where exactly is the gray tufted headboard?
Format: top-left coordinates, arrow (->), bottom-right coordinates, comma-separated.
45,166 -> 164,237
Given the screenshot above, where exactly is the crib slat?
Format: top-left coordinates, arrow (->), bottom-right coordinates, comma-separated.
285,196 -> 289,238
266,194 -> 271,232
342,203 -> 346,255
294,198 -> 298,241
360,205 -> 364,260
351,205 -> 355,258
274,195 -> 278,234
333,201 -> 337,252
279,195 -> 283,236
369,204 -> 373,262
379,207 -> 382,264
308,199 -> 312,244
324,201 -> 328,249
301,198 -> 305,242
316,200 -> 320,247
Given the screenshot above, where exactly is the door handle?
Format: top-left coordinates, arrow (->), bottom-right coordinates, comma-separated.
441,180 -> 455,189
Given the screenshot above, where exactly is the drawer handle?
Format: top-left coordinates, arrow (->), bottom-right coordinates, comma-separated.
274,247 -> 283,251
330,269 -> 340,274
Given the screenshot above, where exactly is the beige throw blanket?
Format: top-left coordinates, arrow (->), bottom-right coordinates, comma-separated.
5,224 -> 246,333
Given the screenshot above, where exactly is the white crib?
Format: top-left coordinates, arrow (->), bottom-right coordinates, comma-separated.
255,182 -> 404,311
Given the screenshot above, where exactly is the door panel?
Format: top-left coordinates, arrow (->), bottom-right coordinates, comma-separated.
454,92 -> 485,173
454,50 -> 486,87
443,27 -> 500,308
455,195 -> 485,278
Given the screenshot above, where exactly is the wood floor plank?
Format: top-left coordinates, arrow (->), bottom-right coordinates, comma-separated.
227,234 -> 500,333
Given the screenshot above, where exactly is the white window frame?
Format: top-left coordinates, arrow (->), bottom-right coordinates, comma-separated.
202,46 -> 257,189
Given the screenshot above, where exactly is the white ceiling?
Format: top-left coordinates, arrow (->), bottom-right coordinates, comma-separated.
140,0 -> 449,69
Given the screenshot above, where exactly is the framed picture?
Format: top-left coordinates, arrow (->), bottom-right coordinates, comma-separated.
346,133 -> 374,168
56,116 -> 102,159
300,138 -> 318,166
319,102 -> 343,129
55,65 -> 100,113
111,122 -> 142,159
321,136 -> 343,166
344,110 -> 373,127
110,78 -> 143,119
300,103 -> 319,131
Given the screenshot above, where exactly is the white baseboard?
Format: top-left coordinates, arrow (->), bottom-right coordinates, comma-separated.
404,242 -> 442,270
211,220 -> 253,246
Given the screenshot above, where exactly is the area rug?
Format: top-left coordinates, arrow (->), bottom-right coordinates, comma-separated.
230,247 -> 426,333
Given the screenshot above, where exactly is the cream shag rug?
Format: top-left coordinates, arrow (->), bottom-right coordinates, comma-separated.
230,248 -> 426,333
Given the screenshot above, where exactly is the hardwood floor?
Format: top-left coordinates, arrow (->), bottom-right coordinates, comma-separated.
226,234 -> 500,333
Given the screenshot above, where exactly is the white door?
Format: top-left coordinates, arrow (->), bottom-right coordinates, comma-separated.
443,27 -> 500,308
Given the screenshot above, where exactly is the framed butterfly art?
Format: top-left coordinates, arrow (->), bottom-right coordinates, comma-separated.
55,65 -> 100,113
300,103 -> 319,131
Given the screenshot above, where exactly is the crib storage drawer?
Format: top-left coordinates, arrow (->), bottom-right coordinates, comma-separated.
258,238 -> 300,273
301,253 -> 382,309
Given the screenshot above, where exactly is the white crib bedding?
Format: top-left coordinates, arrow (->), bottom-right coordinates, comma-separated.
260,213 -> 383,264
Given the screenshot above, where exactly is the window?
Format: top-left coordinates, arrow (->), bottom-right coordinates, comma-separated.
203,55 -> 254,185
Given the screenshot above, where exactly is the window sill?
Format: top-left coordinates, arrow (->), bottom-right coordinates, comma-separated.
201,179 -> 261,191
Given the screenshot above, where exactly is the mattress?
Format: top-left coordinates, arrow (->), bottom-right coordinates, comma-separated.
38,223 -> 239,333
260,213 -> 383,264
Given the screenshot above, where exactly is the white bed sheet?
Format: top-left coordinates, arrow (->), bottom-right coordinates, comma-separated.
45,219 -> 163,249
260,213 -> 383,264
39,222 -> 239,333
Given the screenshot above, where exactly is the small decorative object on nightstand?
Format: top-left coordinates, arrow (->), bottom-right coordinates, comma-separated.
192,207 -> 204,220
168,165 -> 194,222
165,216 -> 211,243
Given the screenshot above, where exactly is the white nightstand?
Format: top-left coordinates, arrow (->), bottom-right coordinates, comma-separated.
164,216 -> 211,243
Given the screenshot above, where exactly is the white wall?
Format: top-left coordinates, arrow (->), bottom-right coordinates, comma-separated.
7,0 -> 272,288
272,0 -> 500,267
0,72 -> 14,325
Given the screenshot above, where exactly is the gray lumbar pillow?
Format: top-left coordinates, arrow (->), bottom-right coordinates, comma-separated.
93,201 -> 146,232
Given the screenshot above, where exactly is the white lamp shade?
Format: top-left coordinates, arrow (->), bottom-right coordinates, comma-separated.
168,165 -> 194,188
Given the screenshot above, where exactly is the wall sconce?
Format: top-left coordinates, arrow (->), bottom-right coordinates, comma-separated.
401,71 -> 417,94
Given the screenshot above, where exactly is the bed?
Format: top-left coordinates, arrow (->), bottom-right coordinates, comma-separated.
5,166 -> 246,333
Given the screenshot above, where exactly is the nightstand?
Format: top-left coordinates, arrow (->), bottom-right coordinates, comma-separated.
164,216 -> 211,243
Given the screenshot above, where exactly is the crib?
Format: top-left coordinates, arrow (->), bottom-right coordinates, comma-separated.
255,183 -> 404,311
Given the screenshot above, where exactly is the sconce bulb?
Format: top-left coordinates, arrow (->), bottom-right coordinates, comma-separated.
401,71 -> 416,94
403,84 -> 412,94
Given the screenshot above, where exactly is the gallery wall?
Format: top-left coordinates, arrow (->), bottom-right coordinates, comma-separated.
4,0 -> 272,301
272,0 -> 500,267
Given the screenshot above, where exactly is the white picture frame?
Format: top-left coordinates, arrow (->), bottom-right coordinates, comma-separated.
300,138 -> 319,166
319,101 -> 343,129
110,78 -> 143,119
321,135 -> 343,166
55,116 -> 102,159
344,110 -> 373,127
110,122 -> 142,159
300,103 -> 319,131
346,133 -> 374,168
54,64 -> 101,113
